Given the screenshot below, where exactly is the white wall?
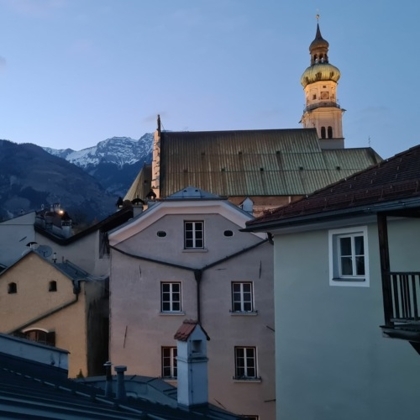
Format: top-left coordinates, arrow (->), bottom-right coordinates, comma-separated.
273,217 -> 420,420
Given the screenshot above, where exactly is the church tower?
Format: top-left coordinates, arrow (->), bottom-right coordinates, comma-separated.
300,19 -> 345,149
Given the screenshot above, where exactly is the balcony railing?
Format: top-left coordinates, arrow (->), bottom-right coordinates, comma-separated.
386,272 -> 420,324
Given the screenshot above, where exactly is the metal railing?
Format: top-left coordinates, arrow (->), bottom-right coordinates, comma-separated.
387,272 -> 420,323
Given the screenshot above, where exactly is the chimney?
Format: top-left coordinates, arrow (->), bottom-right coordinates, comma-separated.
114,365 -> 127,401
104,361 -> 113,398
174,320 -> 210,407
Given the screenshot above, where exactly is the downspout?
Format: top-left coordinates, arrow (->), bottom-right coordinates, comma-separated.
8,280 -> 81,334
194,270 -> 203,323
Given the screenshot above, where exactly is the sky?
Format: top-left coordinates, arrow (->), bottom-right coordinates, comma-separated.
0,0 -> 418,160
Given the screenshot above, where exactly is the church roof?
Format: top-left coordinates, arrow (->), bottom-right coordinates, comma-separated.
125,128 -> 380,200
246,144 -> 420,230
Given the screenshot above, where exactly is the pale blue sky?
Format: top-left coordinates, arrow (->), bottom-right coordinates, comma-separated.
0,0 -> 418,159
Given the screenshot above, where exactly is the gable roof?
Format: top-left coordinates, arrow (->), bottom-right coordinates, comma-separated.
246,144 -> 420,230
174,319 -> 210,342
125,128 -> 380,200
0,249 -> 92,283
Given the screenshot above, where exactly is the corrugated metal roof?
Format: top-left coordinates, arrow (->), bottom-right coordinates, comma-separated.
247,144 -> 420,227
125,128 -> 381,200
160,129 -> 380,197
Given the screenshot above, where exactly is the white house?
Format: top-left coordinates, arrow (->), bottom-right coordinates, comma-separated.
108,187 -> 275,419
245,144 -> 420,419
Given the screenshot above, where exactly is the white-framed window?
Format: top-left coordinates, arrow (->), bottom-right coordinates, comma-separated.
329,226 -> 369,287
234,347 -> 258,380
232,282 -> 254,312
161,346 -> 177,379
161,282 -> 181,312
184,221 -> 204,249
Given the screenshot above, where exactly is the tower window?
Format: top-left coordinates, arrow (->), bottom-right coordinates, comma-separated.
328,126 -> 333,138
312,94 -> 317,100
321,127 -> 326,139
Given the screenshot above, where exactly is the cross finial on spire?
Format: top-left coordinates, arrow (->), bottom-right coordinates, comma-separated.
316,13 -> 320,23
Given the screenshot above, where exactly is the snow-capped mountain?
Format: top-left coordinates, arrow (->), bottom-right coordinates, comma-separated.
44,133 -> 153,169
44,134 -> 153,196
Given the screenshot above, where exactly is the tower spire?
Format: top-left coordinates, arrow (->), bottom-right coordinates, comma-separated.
299,20 -> 345,149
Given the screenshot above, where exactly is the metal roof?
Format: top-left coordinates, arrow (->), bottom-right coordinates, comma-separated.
158,129 -> 380,197
246,143 -> 420,229
124,128 -> 381,201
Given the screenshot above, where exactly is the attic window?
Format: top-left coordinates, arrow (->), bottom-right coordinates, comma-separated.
260,168 -> 264,171
157,231 -> 167,238
221,168 -> 226,172
336,166 -> 341,171
224,230 -> 234,237
49,281 -> 57,292
8,282 -> 17,294
299,166 -> 304,171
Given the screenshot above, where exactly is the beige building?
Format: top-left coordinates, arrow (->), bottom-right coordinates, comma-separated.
0,250 -> 107,377
109,188 -> 275,419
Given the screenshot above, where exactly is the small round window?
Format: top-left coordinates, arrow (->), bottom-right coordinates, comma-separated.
224,230 -> 233,237
157,231 -> 167,238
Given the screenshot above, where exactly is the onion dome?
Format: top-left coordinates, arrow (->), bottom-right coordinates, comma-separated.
309,23 -> 329,52
300,22 -> 341,88
300,63 -> 340,88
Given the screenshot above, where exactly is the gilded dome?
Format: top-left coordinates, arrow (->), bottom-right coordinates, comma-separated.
300,63 -> 341,88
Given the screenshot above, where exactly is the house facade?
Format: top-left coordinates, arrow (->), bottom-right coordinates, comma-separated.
0,250 -> 107,377
245,144 -> 420,419
109,187 -> 275,419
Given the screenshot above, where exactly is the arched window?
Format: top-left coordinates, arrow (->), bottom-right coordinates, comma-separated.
8,282 -> 17,294
321,127 -> 326,139
49,281 -> 57,292
328,126 -> 333,139
23,329 -> 55,346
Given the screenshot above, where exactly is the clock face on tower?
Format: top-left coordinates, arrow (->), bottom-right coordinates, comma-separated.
321,91 -> 329,100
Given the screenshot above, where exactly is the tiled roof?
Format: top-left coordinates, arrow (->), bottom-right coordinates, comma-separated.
247,144 -> 420,227
174,319 -> 210,342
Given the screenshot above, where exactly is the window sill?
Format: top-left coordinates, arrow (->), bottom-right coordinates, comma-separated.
230,311 -> 258,316
232,377 -> 262,383
159,312 -> 185,316
182,248 -> 208,253
332,277 -> 366,282
162,378 -> 177,384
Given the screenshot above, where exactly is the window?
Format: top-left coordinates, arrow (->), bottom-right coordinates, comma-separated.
157,231 -> 167,237
235,347 -> 258,380
8,282 -> 17,294
328,126 -> 333,138
161,282 -> 181,312
184,221 -> 204,249
23,329 -> 56,346
49,281 -> 57,292
224,230 -> 234,237
329,226 -> 369,287
320,126 -> 326,139
232,282 -> 254,312
161,347 -> 177,379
